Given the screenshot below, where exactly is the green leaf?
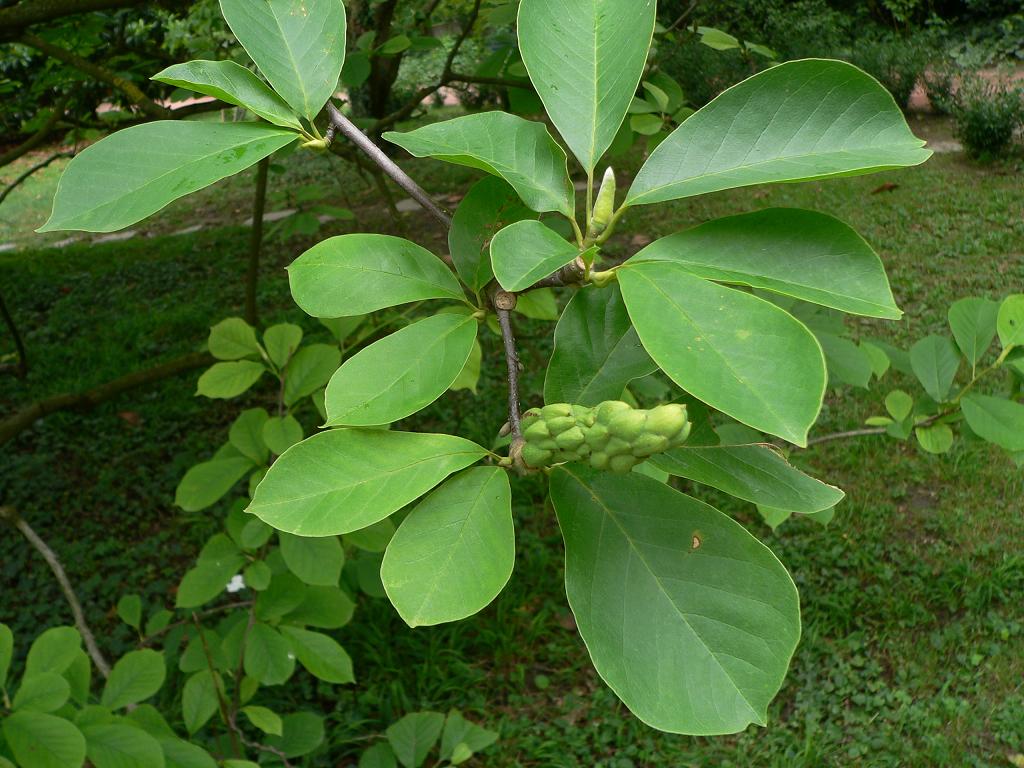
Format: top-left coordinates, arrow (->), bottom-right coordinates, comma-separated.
885,390 -> 914,421
861,341 -> 890,379
817,332 -> 873,389
101,649 -> 166,709
264,712 -> 324,759
243,623 -> 295,686
40,122 -> 297,233
630,113 -> 664,135
208,318 -> 261,360
449,177 -> 535,292
25,627 -> 81,678
517,0 -> 656,172
279,627 -> 354,684
262,415 -> 304,455
176,550 -> 244,609
0,623 -> 13,687
631,209 -> 901,319
360,743 -> 398,768
625,59 -> 931,207
219,0 -> 346,120
63,651 -> 91,706
283,344 -> 341,406
229,408 -> 270,465
961,394 -> 1024,452
116,595 -> 142,630
619,261 -> 826,445
386,712 -> 445,768
909,335 -> 961,402
279,533 -> 344,586
196,361 -> 265,399
157,738 -> 216,768
181,670 -> 220,735
2,711 -> 86,768
83,724 -> 164,768
490,220 -> 582,292
13,673 -> 70,713
263,323 -> 304,368
545,284 -> 656,406
344,519 -> 396,553
175,456 -> 254,512
325,314 -> 478,426
651,444 -> 843,512
244,560 -> 272,591
382,467 -> 513,627
283,585 -> 354,629
240,706 -> 283,737
997,294 -> 1024,350
450,340 -> 482,394
384,113 -> 574,216
152,60 -> 301,129
948,297 -> 999,365
514,288 -> 559,320
250,430 -> 486,536
289,235 -> 464,318
916,423 -> 954,454
439,712 -> 498,762
378,34 -> 411,55
550,465 -> 800,735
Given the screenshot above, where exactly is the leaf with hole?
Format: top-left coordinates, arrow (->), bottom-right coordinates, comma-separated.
997,294 -> 1024,349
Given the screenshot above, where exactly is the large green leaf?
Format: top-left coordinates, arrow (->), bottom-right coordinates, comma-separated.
619,261 -> 826,445
25,627 -> 81,678
40,122 -> 297,232
631,208 -> 900,319
219,0 -> 346,120
244,623 -> 295,685
909,335 -> 961,402
279,533 -> 344,586
961,394 -> 1024,452
518,0 -> 656,172
175,455 -> 254,512
2,711 -> 86,768
279,627 -> 354,684
651,445 -> 843,513
948,297 -> 999,366
997,294 -> 1024,349
386,712 -> 445,768
152,60 -> 301,129
550,466 -> 800,735
196,361 -> 266,399
12,673 -> 70,713
101,649 -> 166,709
384,113 -> 575,216
248,430 -> 487,536
449,177 -> 535,292
490,220 -> 582,292
544,284 -> 656,405
288,235 -> 464,318
817,332 -> 873,389
83,724 -> 165,768
283,344 -> 341,406
625,59 -> 931,206
381,467 -> 514,627
181,670 -> 220,735
325,314 -> 478,426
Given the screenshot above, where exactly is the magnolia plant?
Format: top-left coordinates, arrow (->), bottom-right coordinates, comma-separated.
37,0 -> 974,738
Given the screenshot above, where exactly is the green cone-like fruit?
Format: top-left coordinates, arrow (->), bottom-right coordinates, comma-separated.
519,400 -> 689,471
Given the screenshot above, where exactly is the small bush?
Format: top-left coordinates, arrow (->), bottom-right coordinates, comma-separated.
846,34 -> 934,110
951,75 -> 1024,160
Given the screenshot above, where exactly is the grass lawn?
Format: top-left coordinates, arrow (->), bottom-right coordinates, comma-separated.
0,141 -> 1022,767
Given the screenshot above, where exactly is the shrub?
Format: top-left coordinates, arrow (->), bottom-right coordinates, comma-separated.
952,74 -> 1024,160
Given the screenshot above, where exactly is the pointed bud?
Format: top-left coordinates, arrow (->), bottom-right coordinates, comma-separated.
589,167 -> 617,236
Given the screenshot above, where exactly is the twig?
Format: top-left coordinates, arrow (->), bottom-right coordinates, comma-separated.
0,351 -> 212,446
1,506 -> 112,678
191,612 -> 242,758
325,102 -> 451,229
806,427 -> 886,446
665,0 -> 700,33
526,258 -> 587,290
245,158 -> 269,326
0,285 -> 28,378
493,291 -> 523,441
0,149 -> 73,207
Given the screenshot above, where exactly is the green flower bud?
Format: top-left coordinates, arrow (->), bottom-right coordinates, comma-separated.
595,400 -> 632,424
609,454 -> 638,473
523,418 -> 551,441
555,426 -> 586,451
546,416 -> 577,435
541,404 -> 574,420
590,451 -> 610,471
608,410 -> 647,441
572,404 -> 597,427
521,444 -> 552,468
589,167 -> 617,236
645,404 -> 689,438
631,433 -> 670,457
605,437 -> 632,457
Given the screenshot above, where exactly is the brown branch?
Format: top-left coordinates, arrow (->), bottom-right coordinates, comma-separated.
493,291 -> 523,442
21,32 -> 170,119
0,0 -> 146,37
1,506 -> 112,678
0,351 -> 212,446
245,158 -> 269,326
526,258 -> 587,290
806,427 -> 887,446
0,286 -> 28,378
0,149 -> 73,207
0,94 -> 69,168
326,102 -> 451,229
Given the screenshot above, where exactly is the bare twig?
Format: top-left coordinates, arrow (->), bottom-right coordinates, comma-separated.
0,0 -> 147,38
0,351 -> 212,446
493,291 -> 523,442
665,0 -> 700,33
0,149 -> 73,207
1,506 -> 112,678
806,427 -> 887,446
0,286 -> 29,378
325,102 -> 451,228
245,158 -> 270,326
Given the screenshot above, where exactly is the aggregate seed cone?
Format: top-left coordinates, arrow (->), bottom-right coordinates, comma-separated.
520,401 -> 690,472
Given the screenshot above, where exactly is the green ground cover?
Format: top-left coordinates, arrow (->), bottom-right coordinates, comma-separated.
0,144 -> 1022,766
